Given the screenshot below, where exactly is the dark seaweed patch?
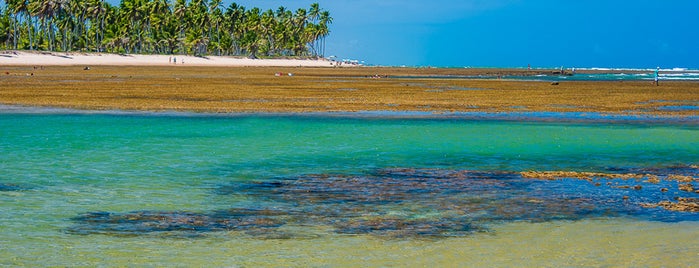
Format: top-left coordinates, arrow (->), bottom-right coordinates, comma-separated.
0,183 -> 28,191
70,167 -> 699,238
334,216 -> 485,238
68,208 -> 291,236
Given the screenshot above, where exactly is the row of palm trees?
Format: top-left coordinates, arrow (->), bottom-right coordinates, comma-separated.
0,0 -> 332,57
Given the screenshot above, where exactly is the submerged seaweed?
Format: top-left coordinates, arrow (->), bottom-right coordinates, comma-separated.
70,167 -> 699,238
0,183 -> 28,191
68,208 -> 292,236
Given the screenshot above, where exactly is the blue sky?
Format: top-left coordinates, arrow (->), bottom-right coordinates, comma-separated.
233,0 -> 698,68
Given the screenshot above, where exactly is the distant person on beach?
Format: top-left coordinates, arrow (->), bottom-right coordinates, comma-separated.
173,57 -> 177,64
654,67 -> 660,86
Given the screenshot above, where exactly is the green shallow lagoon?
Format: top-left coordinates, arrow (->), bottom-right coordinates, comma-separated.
1,113 -> 698,266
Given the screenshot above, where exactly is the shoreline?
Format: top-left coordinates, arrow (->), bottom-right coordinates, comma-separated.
4,50 -> 699,73
0,50 -> 341,67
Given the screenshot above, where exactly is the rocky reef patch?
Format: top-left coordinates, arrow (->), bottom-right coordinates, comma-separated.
69,166 -> 698,238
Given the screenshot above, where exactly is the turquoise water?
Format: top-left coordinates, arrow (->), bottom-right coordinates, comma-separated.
391,70 -> 699,81
1,112 -> 698,266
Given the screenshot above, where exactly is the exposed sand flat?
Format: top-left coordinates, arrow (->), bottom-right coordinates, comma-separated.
0,51 -> 337,67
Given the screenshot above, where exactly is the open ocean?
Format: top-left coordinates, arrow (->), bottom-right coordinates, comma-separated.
1,111 -> 698,266
392,69 -> 699,82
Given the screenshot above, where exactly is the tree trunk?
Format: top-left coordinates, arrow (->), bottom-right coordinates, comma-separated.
12,14 -> 18,49
28,16 -> 33,50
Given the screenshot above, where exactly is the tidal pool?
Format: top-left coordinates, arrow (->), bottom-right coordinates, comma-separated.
1,112 -> 697,266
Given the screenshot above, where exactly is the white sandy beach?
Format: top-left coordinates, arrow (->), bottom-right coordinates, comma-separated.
0,51 -> 341,67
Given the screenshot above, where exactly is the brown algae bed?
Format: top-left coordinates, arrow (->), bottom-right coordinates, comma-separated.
1,66 -> 698,116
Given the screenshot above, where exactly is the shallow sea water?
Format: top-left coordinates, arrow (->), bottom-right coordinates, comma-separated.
1,113 -> 698,266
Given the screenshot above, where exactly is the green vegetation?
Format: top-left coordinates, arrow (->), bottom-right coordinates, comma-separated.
0,0 -> 332,57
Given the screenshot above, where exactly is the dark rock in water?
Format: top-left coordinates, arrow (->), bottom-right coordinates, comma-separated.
221,169 -> 521,207
70,167 -> 699,239
334,216 -> 485,238
68,208 -> 289,236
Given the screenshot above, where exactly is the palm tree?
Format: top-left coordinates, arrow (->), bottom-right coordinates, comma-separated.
224,2 -> 244,54
0,0 -> 331,57
259,9 -> 276,55
276,8 -> 294,55
5,0 -> 24,49
318,10 -> 332,57
308,3 -> 320,24
148,0 -> 170,53
101,3 -> 119,52
291,8 -> 308,56
173,0 -> 187,54
55,2 -> 74,51
208,0 -> 223,55
86,0 -> 107,51
0,6 -> 12,49
186,0 -> 209,55
67,0 -> 88,50
240,7 -> 264,58
30,0 -> 62,51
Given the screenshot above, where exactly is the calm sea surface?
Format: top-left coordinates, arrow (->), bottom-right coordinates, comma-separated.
1,113 -> 698,266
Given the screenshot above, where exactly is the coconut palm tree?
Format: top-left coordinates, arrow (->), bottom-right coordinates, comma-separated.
223,2 -> 244,54
148,0 -> 169,53
308,3 -> 320,24
5,0 -> 25,49
0,5 -> 12,49
66,0 -> 88,50
86,0 -> 107,51
185,0 -> 209,55
29,0 -> 64,51
1,1 -> 331,57
54,2 -> 74,51
172,0 -> 187,54
208,0 -> 223,55
240,7 -> 262,58
318,10 -> 332,57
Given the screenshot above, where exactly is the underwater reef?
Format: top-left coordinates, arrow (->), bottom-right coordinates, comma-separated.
69,167 -> 698,238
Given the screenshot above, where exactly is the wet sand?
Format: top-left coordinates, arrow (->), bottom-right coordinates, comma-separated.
1,65 -> 698,117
